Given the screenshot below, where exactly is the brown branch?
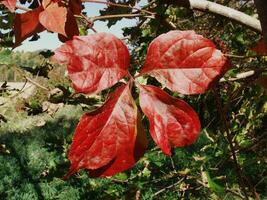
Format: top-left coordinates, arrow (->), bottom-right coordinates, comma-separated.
213,89 -> 249,200
151,177 -> 186,197
23,76 -> 49,91
165,0 -> 262,33
224,53 -> 267,58
226,188 -> 246,199
254,0 -> 267,45
92,13 -> 152,22
81,0 -> 155,16
16,0 -> 262,34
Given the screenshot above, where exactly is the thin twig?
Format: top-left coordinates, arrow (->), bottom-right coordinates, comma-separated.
81,0 -> 155,16
10,78 -> 28,99
13,68 -> 49,91
24,76 -> 49,91
224,53 -> 267,58
225,188 -> 245,199
170,157 -> 176,171
151,177 -> 186,197
213,89 -> 249,200
75,14 -> 97,33
92,13 -> 152,21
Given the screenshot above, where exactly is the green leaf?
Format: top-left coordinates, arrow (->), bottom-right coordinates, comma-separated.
0,49 -> 12,65
205,171 -> 224,193
114,172 -> 128,181
142,167 -> 151,178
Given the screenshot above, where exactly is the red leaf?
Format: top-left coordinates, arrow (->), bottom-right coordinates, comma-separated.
53,33 -> 130,94
66,84 -> 147,177
251,39 -> 267,55
42,0 -> 61,9
138,84 -> 201,156
0,0 -> 16,12
69,0 -> 82,15
14,6 -> 45,46
39,1 -> 68,36
140,30 -> 226,95
57,10 -> 79,42
88,110 -> 147,177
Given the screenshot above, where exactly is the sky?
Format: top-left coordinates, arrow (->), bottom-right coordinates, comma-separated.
15,1 -> 146,52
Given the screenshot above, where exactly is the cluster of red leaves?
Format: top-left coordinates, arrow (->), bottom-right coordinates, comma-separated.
52,30 -> 227,177
0,0 -> 228,176
0,0 -> 81,46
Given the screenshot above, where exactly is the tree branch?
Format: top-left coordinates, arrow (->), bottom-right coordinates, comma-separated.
213,89 -> 249,199
254,0 -> 267,45
151,177 -> 186,197
92,13 -> 153,22
165,0 -> 262,33
220,71 -> 255,82
81,0 -> 155,16
24,76 -> 49,91
16,5 -> 31,12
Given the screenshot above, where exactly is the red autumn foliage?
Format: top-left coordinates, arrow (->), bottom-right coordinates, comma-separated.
39,1 -> 69,36
66,83 -> 147,178
52,31 -> 227,177
12,0 -> 80,46
53,33 -> 130,94
138,84 -> 201,156
14,6 -> 45,47
0,0 -> 228,176
140,31 -> 226,94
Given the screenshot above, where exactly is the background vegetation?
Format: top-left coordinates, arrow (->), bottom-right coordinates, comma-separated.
0,0 -> 267,199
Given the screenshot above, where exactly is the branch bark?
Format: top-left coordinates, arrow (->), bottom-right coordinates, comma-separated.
164,0 -> 262,33
254,0 -> 267,45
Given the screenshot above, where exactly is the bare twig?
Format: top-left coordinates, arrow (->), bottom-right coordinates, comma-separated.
225,188 -> 245,199
24,76 -> 49,91
13,68 -> 49,91
224,53 -> 267,58
15,0 -> 262,34
81,0 -> 155,16
151,177 -> 186,197
10,79 -> 28,99
92,13 -> 153,22
75,14 -> 97,33
213,89 -> 249,200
